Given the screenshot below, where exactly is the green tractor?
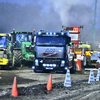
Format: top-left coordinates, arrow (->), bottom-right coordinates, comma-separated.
7,29 -> 35,67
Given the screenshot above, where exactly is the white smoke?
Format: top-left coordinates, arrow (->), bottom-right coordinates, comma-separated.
47,0 -> 100,42
48,0 -> 95,25
0,0 -> 100,42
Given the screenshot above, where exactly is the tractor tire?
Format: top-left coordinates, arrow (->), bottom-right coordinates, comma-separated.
12,50 -> 22,67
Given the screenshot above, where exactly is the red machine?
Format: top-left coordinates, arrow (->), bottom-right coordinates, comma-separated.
62,25 -> 85,74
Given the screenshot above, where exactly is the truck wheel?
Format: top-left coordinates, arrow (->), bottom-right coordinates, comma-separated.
12,50 -> 22,67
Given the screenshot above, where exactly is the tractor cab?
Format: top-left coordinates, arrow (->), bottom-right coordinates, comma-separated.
11,29 -> 34,49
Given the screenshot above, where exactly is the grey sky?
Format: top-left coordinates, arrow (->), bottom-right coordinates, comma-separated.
0,0 -> 100,42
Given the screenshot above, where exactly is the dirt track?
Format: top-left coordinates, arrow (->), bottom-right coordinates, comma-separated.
0,67 -> 100,100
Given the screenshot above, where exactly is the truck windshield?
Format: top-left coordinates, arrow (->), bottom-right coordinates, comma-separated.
0,36 -> 6,49
36,36 -> 66,45
16,33 -> 32,48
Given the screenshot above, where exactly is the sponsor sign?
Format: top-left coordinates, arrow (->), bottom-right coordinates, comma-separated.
69,34 -> 78,40
36,46 -> 64,58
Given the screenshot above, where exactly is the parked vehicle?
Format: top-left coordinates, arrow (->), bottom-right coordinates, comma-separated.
32,30 -> 76,73
62,26 -> 86,73
7,29 -> 35,67
0,33 -> 9,69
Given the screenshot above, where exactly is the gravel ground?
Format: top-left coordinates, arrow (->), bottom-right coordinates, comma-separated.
0,67 -> 100,100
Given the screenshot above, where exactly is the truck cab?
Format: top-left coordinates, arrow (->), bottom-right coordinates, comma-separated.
32,31 -> 72,73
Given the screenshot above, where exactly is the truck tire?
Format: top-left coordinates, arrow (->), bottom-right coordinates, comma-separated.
12,50 -> 22,67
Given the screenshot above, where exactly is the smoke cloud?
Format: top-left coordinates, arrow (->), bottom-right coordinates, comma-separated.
0,0 -> 100,42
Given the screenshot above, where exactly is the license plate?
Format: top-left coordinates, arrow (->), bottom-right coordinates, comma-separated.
46,67 -> 53,70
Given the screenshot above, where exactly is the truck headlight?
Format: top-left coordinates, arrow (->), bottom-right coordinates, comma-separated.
61,60 -> 65,67
53,64 -> 56,67
35,59 -> 39,66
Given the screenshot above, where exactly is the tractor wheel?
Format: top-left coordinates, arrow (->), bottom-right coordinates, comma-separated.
12,50 -> 22,67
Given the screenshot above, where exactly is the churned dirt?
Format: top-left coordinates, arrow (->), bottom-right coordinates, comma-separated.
0,67 -> 100,100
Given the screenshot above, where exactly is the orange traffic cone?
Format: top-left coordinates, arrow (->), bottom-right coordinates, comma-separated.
11,77 -> 18,97
47,74 -> 52,91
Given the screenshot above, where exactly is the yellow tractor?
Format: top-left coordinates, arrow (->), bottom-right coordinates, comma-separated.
0,33 -> 9,69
